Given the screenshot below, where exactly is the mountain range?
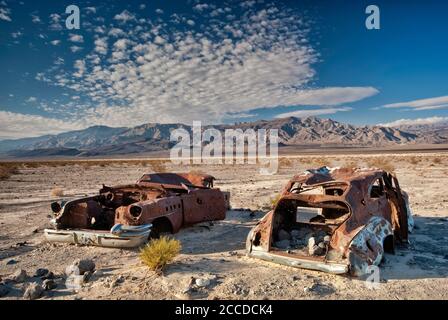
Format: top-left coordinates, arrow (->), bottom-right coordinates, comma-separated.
0,117 -> 447,158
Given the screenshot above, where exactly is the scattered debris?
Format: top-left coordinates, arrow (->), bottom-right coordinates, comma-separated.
195,278 -> 211,288
42,279 -> 57,291
23,283 -> 44,300
6,259 -> 17,265
8,269 -> 27,283
0,284 -> 10,297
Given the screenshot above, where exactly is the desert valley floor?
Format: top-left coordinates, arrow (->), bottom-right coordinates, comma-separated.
1,152 -> 448,300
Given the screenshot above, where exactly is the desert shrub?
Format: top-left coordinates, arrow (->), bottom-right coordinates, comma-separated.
366,157 -> 395,172
51,187 -> 64,197
148,160 -> 167,173
433,157 -> 442,165
279,157 -> 293,169
140,236 -> 181,272
310,157 -> 331,168
344,159 -> 359,168
270,193 -> 282,208
409,157 -> 420,165
0,164 -> 19,180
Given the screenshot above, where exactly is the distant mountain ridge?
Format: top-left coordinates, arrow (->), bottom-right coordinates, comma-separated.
0,116 -> 446,157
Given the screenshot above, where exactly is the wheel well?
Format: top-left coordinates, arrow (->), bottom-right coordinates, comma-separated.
383,234 -> 395,253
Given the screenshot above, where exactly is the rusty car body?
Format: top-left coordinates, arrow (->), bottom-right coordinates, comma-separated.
44,172 -> 230,248
246,167 -> 414,276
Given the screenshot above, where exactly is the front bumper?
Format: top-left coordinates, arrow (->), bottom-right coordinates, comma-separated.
247,250 -> 349,274
44,223 -> 152,248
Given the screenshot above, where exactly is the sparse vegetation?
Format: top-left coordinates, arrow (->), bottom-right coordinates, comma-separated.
148,159 -> 168,173
270,193 -> 282,208
433,157 -> 442,165
409,156 -> 420,165
50,187 -> 64,197
366,157 -> 395,172
139,236 -> 181,272
344,159 -> 359,168
279,157 -> 293,169
0,163 -> 19,180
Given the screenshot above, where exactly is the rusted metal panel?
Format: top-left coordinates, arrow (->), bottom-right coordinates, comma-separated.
246,166 -> 412,276
46,172 -> 229,247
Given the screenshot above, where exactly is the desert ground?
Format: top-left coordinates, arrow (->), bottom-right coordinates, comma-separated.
1,152 -> 448,300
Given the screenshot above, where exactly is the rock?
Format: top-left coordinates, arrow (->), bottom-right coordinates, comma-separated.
41,271 -> 55,280
6,259 -> 17,265
66,259 -> 95,276
318,242 -> 326,249
323,235 -> 331,243
9,269 -> 27,283
0,284 -> 10,297
195,278 -> 211,288
83,271 -> 92,283
33,268 -> 49,278
73,259 -> 95,274
278,229 -> 291,241
23,283 -> 44,300
275,240 -> 290,249
109,275 -> 124,288
42,279 -> 57,291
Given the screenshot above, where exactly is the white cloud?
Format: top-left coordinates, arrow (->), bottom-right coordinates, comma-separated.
194,4 -> 209,12
26,97 -> 37,103
94,37 -> 108,54
31,14 -> 41,23
274,107 -> 352,119
139,4 -> 146,10
35,3 -> 378,128
114,10 -> 135,23
49,13 -> 62,30
380,116 -> 448,127
381,95 -> 448,111
69,34 -> 84,43
70,45 -> 83,53
0,7 -> 11,22
0,111 -> 84,139
86,7 -> 96,14
186,19 -> 195,26
50,39 -> 61,45
155,8 -> 164,14
11,31 -> 22,38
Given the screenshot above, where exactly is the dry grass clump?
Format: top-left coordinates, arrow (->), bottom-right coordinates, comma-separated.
139,236 -> 181,272
309,157 -> 331,168
343,159 -> 359,168
148,159 -> 168,173
50,187 -> 64,197
0,163 -> 19,180
279,157 -> 293,169
366,157 -> 395,172
432,157 -> 442,165
408,156 -> 420,165
270,193 -> 282,208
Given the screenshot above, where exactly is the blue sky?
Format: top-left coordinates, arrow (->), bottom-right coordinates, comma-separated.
0,0 -> 447,139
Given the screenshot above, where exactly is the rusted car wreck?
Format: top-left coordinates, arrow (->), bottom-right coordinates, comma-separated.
44,172 -> 230,248
246,167 -> 414,276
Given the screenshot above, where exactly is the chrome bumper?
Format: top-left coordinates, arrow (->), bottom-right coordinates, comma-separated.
44,223 -> 152,248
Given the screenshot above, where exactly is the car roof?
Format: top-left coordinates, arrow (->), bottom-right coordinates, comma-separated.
288,166 -> 386,187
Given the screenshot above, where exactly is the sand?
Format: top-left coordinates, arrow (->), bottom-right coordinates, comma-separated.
0,152 -> 447,300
